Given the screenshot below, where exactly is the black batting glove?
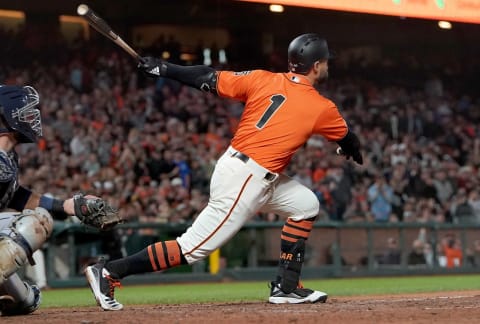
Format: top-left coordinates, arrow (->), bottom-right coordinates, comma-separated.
336,130 -> 363,165
138,56 -> 164,78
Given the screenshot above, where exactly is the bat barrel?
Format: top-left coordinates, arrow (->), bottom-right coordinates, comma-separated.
77,4 -> 118,41
77,4 -> 141,61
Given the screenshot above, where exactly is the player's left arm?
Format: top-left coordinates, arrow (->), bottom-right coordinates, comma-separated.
8,187 -> 122,230
10,188 -> 76,220
138,57 -> 258,101
138,57 -> 219,94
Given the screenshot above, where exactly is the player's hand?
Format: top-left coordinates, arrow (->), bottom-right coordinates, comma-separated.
138,56 -> 163,78
336,130 -> 363,165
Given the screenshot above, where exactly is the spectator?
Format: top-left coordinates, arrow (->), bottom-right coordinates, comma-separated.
407,239 -> 427,266
367,174 -> 394,222
467,189 -> 480,223
450,188 -> 476,224
379,237 -> 401,265
432,169 -> 455,205
471,240 -> 480,267
439,234 -> 463,268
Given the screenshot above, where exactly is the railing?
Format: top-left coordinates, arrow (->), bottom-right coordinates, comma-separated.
44,221 -> 480,287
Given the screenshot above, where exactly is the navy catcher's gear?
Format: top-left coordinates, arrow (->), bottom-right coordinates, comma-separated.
0,208 -> 53,283
0,85 -> 42,143
0,151 -> 19,211
288,33 -> 331,74
0,277 -> 41,316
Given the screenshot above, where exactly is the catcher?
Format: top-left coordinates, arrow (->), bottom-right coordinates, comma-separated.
0,85 -> 122,316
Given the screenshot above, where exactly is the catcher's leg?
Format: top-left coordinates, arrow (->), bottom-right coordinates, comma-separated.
0,273 -> 41,316
0,208 -> 53,284
25,250 -> 48,290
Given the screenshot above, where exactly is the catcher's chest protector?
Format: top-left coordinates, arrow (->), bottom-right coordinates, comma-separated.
0,151 -> 19,210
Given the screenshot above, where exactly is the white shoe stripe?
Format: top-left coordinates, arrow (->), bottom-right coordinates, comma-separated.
85,266 -> 124,311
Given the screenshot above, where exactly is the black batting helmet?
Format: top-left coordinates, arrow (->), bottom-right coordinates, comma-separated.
288,33 -> 331,74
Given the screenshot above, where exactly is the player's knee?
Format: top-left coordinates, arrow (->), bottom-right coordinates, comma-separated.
310,195 -> 320,216
12,207 -> 53,252
288,191 -> 320,221
0,208 -> 53,281
303,190 -> 320,218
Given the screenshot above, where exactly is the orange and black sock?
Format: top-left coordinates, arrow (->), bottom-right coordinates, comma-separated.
105,240 -> 187,279
276,217 -> 315,292
280,217 -> 314,244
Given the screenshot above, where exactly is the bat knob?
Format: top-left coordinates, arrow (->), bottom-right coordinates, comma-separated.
77,4 -> 89,16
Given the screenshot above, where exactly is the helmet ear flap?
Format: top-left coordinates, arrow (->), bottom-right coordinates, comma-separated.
0,106 -> 14,136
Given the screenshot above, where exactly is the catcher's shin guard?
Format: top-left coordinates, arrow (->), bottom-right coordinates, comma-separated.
0,273 -> 41,316
276,238 -> 306,293
0,208 -> 53,283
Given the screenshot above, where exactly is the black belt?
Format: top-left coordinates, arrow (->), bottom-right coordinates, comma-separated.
232,151 -> 250,163
232,152 -> 277,181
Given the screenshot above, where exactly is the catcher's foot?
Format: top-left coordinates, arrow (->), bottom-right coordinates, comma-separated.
85,258 -> 123,311
0,284 -> 41,316
268,281 -> 328,304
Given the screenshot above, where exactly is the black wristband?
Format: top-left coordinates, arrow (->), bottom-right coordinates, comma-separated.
51,198 -> 69,220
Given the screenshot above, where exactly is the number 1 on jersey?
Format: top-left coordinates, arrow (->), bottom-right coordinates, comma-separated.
256,94 -> 286,129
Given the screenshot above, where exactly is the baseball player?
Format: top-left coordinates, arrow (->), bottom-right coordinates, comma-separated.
0,85 -> 121,316
85,33 -> 362,310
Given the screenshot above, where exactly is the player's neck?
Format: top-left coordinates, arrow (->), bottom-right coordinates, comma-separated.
304,74 -> 316,85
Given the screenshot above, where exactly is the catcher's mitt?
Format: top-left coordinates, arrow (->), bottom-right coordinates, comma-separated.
73,194 -> 122,230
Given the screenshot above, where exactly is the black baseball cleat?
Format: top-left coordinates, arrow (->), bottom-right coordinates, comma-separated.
85,257 -> 123,311
268,281 -> 328,304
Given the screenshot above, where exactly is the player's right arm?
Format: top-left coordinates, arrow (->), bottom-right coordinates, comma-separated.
312,98 -> 363,165
138,57 -> 219,94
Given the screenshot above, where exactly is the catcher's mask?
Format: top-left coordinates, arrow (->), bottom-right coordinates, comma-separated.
288,33 -> 332,75
0,85 -> 42,143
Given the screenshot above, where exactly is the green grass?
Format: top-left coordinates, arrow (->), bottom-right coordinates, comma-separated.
41,274 -> 480,308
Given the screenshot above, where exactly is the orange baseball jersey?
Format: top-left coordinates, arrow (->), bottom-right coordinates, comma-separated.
216,70 -> 348,173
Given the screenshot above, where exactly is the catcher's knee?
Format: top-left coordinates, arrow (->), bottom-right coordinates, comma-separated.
0,208 -> 53,282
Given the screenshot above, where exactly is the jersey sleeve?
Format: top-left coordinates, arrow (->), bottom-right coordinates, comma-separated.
216,70 -> 261,102
312,99 -> 348,141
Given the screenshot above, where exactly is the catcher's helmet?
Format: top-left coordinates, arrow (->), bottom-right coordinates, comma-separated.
288,33 -> 331,74
0,85 -> 42,143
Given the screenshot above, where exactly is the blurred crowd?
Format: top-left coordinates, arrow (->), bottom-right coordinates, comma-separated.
1,25 -> 480,228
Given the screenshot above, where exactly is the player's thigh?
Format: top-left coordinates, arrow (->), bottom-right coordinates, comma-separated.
178,156 -> 271,263
260,174 -> 319,221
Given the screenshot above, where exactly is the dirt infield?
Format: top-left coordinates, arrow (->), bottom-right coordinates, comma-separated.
3,290 -> 480,324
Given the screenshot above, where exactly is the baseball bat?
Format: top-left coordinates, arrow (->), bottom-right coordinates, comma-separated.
77,4 -> 143,62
